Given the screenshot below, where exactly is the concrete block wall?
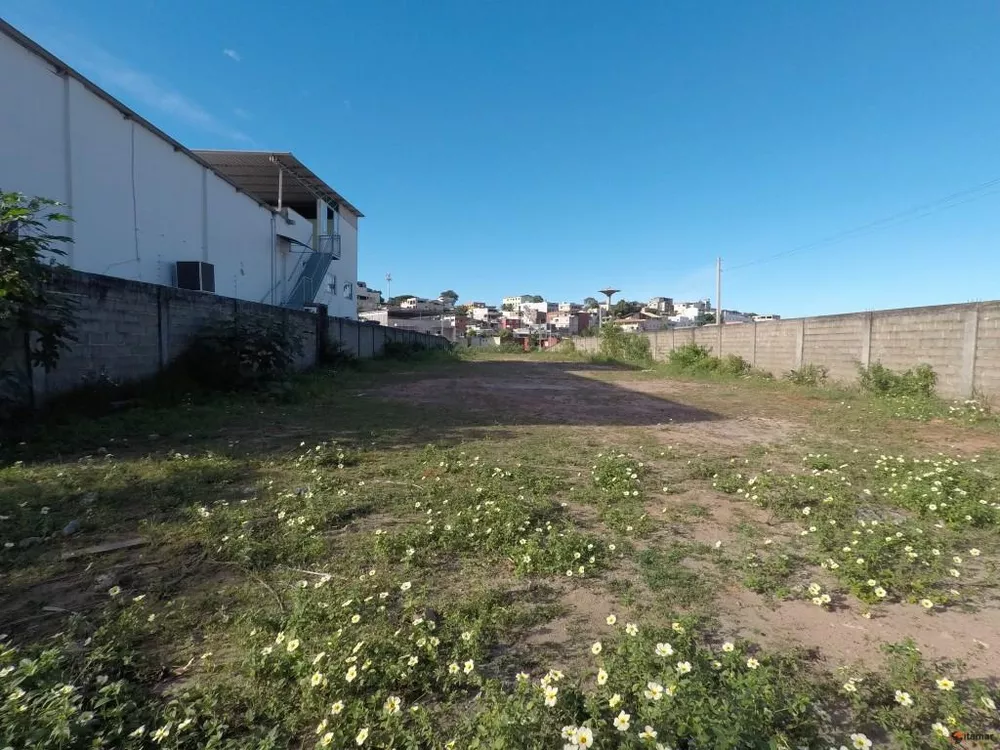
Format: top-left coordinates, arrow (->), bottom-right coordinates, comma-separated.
751,320 -> 800,376
572,299 -> 1000,400
17,271 -> 448,405
975,303 -> 1000,399
802,314 -> 868,383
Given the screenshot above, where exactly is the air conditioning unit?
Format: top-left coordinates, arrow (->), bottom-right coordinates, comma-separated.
176,261 -> 216,292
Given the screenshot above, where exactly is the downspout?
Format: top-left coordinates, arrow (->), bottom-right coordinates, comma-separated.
270,213 -> 276,306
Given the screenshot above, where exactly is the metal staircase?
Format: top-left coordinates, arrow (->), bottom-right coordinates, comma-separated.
260,234 -> 340,309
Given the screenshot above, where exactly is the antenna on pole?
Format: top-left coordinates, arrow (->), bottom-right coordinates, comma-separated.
385,273 -> 392,305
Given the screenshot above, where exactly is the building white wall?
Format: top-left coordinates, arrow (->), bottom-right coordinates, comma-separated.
1,28 -> 359,318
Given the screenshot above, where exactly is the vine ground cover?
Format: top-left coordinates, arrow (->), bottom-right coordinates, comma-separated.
2,355 -> 999,748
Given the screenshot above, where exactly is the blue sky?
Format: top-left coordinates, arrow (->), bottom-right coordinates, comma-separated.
4,0 -> 1000,316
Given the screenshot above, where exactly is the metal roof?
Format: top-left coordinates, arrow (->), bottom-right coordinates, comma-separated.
193,151 -> 363,219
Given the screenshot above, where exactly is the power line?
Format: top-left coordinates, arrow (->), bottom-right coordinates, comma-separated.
727,176 -> 1000,272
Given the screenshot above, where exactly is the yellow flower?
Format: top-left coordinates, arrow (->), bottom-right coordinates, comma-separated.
310,672 -> 325,687
850,732 -> 872,749
384,695 -> 402,714
920,599 -> 934,610
330,700 -> 345,715
319,732 -> 334,747
936,677 -> 955,691
315,720 -> 328,735
613,711 -> 631,732
625,623 -> 639,636
609,693 -> 622,708
596,668 -> 608,686
676,661 -> 692,675
932,722 -> 949,738
591,642 -> 602,655
286,639 -> 300,653
981,695 -> 996,711
448,663 -> 460,674
355,727 -> 369,745
746,658 -> 760,670
108,586 -> 122,597
722,642 -> 735,652
345,665 -> 358,683
655,643 -> 673,657
894,690 -> 913,707
463,659 -> 475,674
606,614 -> 617,626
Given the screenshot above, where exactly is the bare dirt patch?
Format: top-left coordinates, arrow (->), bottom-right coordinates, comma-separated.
647,488 -> 799,547
718,587 -> 1000,678
372,362 -> 720,428
522,578 -> 629,672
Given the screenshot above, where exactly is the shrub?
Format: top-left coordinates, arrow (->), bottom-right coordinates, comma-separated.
785,364 -> 829,386
0,193 -> 77,417
668,342 -> 715,370
599,324 -> 652,364
858,362 -> 936,398
667,344 -> 752,377
181,317 -> 303,391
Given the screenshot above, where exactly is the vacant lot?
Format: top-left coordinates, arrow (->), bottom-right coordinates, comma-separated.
2,354 -> 998,748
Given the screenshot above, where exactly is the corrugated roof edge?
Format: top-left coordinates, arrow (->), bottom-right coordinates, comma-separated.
0,19 -> 275,213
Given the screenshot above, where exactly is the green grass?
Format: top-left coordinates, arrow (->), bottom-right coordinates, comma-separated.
2,356 -> 999,749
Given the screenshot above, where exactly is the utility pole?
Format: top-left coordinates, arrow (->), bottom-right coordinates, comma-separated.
385,273 -> 392,305
716,257 -> 723,354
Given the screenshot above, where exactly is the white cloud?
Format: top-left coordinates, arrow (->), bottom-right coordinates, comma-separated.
222,48 -> 241,62
42,29 -> 251,144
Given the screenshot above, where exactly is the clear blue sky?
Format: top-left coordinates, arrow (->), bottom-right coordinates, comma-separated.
4,0 -> 1000,316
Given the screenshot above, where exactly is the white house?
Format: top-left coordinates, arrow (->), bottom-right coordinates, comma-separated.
502,295 -> 532,309
0,20 -> 362,320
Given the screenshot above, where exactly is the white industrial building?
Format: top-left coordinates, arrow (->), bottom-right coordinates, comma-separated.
0,21 -> 362,319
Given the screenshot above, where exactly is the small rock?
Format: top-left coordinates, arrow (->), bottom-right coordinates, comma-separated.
62,519 -> 81,536
18,536 -> 44,548
94,573 -> 117,589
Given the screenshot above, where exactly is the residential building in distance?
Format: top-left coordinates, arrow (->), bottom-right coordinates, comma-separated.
617,314 -> 666,333
0,20 -> 363,319
558,302 -> 583,312
546,311 -> 581,335
722,310 -> 753,324
647,297 -> 675,315
502,295 -> 533,309
753,314 -> 781,322
356,281 -> 383,312
399,296 -> 445,312
669,299 -> 713,326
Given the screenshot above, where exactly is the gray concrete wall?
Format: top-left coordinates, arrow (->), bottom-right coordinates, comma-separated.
13,271 -> 448,405
574,300 -> 1000,400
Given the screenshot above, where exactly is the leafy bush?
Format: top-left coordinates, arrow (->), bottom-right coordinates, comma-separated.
785,364 -> 829,386
668,343 -> 715,370
0,193 -> 78,417
599,324 -> 652,364
858,362 -> 937,398
181,317 -> 303,391
667,344 -> 752,377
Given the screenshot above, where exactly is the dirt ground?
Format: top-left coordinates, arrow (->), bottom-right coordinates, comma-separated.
375,360 -> 1000,678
